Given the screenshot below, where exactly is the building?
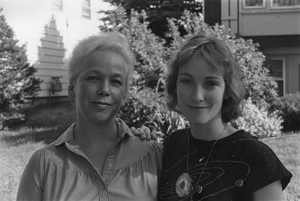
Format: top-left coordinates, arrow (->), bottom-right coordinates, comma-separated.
204,0 -> 300,96
1,0 -> 110,99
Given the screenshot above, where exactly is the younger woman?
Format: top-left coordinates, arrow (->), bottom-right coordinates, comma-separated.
158,34 -> 292,200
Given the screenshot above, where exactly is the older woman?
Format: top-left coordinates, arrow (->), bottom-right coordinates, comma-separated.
17,32 -> 162,201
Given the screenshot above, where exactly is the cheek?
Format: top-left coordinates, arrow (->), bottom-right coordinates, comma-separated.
209,90 -> 225,104
76,83 -> 95,98
111,87 -> 126,100
176,86 -> 186,101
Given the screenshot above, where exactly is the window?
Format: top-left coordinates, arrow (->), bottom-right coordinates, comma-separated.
271,0 -> 300,8
53,0 -> 63,11
82,0 -> 91,19
243,0 -> 265,8
266,58 -> 285,96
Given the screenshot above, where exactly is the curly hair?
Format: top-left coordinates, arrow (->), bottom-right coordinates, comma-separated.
165,34 -> 245,123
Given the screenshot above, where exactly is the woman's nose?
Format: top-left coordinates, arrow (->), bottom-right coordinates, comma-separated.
96,82 -> 110,97
191,85 -> 204,102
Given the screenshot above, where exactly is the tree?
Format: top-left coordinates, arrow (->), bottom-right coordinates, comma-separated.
0,7 -> 42,126
101,0 -> 203,38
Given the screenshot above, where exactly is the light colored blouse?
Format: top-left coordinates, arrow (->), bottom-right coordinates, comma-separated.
17,119 -> 163,201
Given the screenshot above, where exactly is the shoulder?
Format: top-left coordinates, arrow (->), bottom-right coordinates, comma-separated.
233,131 -> 277,154
223,130 -> 282,162
117,118 -> 163,157
25,144 -> 59,167
163,128 -> 189,147
115,134 -> 163,169
226,130 -> 268,150
122,135 -> 163,157
126,136 -> 163,154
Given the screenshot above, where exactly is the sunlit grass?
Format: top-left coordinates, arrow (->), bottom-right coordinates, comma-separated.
0,138 -> 44,201
0,101 -> 76,201
262,134 -> 300,201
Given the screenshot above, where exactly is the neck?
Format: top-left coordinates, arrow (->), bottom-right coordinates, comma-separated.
190,121 -> 227,141
74,118 -> 118,146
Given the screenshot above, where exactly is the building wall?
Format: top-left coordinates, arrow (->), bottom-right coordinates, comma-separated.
264,47 -> 300,94
221,0 -> 300,36
239,11 -> 300,36
1,0 -> 111,97
221,0 -> 239,34
219,0 -> 300,96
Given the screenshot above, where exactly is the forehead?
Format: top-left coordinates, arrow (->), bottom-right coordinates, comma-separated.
179,55 -> 223,77
81,50 -> 129,73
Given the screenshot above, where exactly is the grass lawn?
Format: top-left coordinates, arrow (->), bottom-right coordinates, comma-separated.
0,101 -> 299,201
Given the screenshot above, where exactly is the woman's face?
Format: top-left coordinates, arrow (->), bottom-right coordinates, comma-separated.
176,55 -> 225,127
69,50 -> 128,125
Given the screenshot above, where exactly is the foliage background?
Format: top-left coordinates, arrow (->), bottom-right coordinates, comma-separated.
100,7 -> 281,138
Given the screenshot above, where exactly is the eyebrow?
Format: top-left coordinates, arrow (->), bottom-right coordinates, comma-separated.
85,69 -> 125,79
178,73 -> 222,80
178,72 -> 193,77
205,76 -> 222,81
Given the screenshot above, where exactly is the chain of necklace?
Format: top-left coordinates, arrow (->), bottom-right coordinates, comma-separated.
186,124 -> 227,195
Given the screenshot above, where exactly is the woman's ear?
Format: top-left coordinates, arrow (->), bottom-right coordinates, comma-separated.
68,82 -> 75,99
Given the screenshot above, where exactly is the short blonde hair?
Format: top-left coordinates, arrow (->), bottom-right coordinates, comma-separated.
67,32 -> 135,98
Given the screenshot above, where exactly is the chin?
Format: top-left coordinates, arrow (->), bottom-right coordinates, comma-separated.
183,114 -> 207,123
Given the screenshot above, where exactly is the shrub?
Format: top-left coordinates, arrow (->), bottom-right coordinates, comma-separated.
118,87 -> 155,129
99,7 -> 167,91
232,98 -> 283,138
118,87 -> 188,138
101,7 -> 279,138
270,92 -> 300,132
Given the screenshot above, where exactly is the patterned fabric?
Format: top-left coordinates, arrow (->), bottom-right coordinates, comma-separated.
17,119 -> 163,201
158,129 -> 292,201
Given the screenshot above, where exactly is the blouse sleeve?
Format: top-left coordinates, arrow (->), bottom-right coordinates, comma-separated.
17,150 -> 45,201
247,141 -> 292,193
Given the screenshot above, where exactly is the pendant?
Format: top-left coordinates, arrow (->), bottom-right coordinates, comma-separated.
195,185 -> 203,194
176,172 -> 193,197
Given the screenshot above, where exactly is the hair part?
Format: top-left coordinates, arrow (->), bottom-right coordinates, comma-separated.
67,32 -> 135,99
165,34 -> 245,123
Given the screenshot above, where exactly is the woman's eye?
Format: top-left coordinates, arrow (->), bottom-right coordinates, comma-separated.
180,79 -> 192,85
87,76 -> 99,81
205,81 -> 219,88
111,80 -> 122,86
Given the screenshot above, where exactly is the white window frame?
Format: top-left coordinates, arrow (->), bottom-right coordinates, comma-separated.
271,0 -> 300,9
243,0 -> 266,9
266,58 -> 286,96
82,0 -> 91,19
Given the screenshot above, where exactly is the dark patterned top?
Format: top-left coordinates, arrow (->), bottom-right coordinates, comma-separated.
158,129 -> 292,201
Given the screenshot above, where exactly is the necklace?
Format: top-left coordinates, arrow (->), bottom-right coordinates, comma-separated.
175,125 -> 227,198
